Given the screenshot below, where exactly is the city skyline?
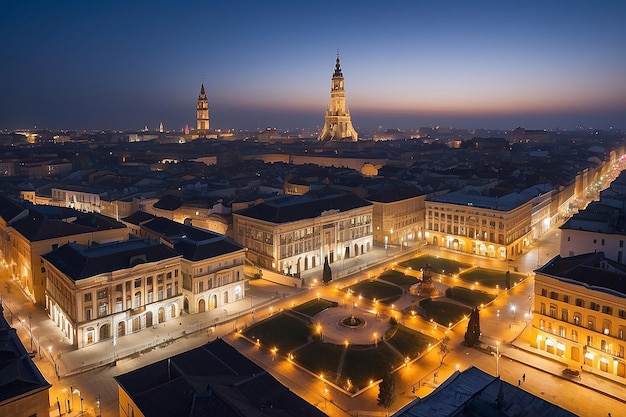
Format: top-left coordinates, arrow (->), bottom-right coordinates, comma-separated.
2,0 -> 626,132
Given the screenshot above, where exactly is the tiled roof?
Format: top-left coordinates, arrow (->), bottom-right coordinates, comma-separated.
11,210 -> 96,241
153,194 -> 183,211
0,195 -> 27,224
235,192 -> 372,223
42,239 -> 180,281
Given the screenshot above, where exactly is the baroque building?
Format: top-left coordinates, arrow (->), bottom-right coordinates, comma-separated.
318,53 -> 358,142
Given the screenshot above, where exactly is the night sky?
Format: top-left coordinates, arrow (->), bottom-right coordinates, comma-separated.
2,0 -> 626,132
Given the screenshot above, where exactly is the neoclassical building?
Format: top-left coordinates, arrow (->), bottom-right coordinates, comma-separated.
42,239 -> 182,348
318,53 -> 358,142
530,252 -> 626,381
233,191 -> 372,274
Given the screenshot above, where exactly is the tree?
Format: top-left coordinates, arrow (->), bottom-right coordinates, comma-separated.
505,270 -> 511,290
438,335 -> 451,365
322,256 -> 333,284
377,369 -> 396,409
464,308 -> 481,347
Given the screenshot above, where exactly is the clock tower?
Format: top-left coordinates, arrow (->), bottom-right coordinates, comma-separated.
318,53 -> 358,142
196,83 -> 209,136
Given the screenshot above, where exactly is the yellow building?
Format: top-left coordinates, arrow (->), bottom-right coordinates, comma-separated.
367,185 -> 426,247
0,196 -> 128,305
530,252 -> 626,381
425,190 -> 533,260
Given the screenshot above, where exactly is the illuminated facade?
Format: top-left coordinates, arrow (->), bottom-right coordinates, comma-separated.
425,191 -> 534,260
318,53 -> 358,142
530,252 -> 626,381
42,239 -> 182,348
233,192 -> 372,274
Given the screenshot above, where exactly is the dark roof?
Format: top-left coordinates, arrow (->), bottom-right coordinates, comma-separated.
121,210 -> 156,226
536,252 -> 626,297
71,212 -> 127,230
42,239 -> 180,281
0,195 -> 27,224
235,192 -> 372,224
395,366 -> 576,417
0,306 -> 51,404
366,185 -> 424,203
114,338 -> 325,417
11,210 -> 96,241
141,217 -> 244,261
153,194 -> 183,211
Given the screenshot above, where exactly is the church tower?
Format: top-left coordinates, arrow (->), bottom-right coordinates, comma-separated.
196,83 -> 209,135
318,53 -> 358,142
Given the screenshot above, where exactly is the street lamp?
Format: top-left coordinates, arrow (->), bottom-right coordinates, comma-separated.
96,395 -> 101,417
495,341 -> 500,377
323,387 -> 328,410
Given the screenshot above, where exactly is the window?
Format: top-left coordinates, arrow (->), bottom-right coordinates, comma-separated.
549,304 -> 557,318
166,272 -> 172,280
84,293 -> 92,303
147,290 -> 153,303
563,295 -> 569,303
571,329 -> 578,342
199,281 -> 204,292
540,303 -> 546,315
158,287 -> 163,301
602,305 -> 613,315
147,276 -> 153,286
115,298 -> 123,312
98,302 -> 108,317
620,310 -> 626,319
576,298 -> 584,308
97,289 -> 107,300
157,274 -> 164,284
550,291 -> 558,300
85,308 -> 92,321
166,284 -> 172,298
134,292 -> 141,308
134,278 -> 142,288
561,309 -> 569,322
620,240 -> 624,248
573,314 -> 581,326
126,281 -> 131,292
541,288 -> 547,297
115,284 -> 122,292
559,326 -> 566,337
587,335 -> 593,347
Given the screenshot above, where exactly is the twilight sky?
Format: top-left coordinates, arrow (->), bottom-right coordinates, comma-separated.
2,0 -> 626,132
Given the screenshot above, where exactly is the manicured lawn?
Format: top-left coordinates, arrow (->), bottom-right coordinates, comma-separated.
378,270 -> 419,287
446,286 -> 496,307
293,339 -> 343,381
347,280 -> 402,304
459,267 -> 526,288
385,324 -> 437,357
418,299 -> 472,326
341,345 -> 399,391
292,298 -> 338,317
243,313 -> 311,352
398,255 -> 471,275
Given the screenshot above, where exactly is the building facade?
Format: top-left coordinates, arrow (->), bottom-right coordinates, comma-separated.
425,191 -> 534,260
318,53 -> 358,142
530,252 -> 626,382
42,239 -> 182,348
233,192 -> 373,275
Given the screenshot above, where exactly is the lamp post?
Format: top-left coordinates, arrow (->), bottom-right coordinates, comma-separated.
495,341 -> 500,377
96,395 -> 101,417
323,387 -> 328,410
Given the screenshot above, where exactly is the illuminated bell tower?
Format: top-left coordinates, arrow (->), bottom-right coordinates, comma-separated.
318,53 -> 358,142
196,83 -> 209,135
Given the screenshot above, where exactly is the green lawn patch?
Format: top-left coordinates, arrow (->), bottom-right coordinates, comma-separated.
292,298 -> 338,317
446,286 -> 496,307
398,254 -> 471,275
293,339 -> 343,382
378,270 -> 419,287
341,344 -> 398,391
243,313 -> 311,352
459,267 -> 526,289
347,280 -> 402,304
418,299 -> 472,327
384,323 -> 437,357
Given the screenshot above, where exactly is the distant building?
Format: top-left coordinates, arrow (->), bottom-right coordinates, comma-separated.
530,252 -> 626,382
318,53 -> 358,142
115,338 -> 326,417
197,83 -> 209,134
394,366 -> 576,417
0,306 -> 51,417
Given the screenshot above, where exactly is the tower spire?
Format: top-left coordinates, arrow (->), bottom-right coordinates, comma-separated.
318,53 -> 357,142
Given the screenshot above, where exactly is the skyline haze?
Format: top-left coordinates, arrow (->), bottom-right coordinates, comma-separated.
2,0 -> 626,132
